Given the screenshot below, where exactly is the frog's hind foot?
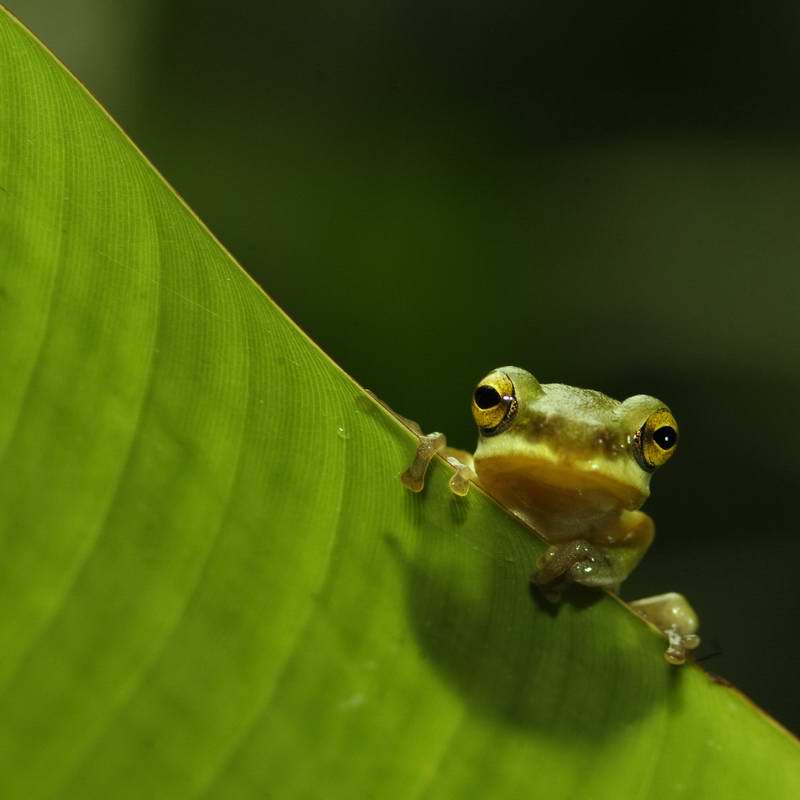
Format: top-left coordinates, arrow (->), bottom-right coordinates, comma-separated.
629,592 -> 700,665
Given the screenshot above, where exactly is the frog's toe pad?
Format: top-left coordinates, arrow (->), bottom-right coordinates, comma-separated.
400,469 -> 425,492
663,627 -> 701,665
445,457 -> 473,496
568,559 -> 602,582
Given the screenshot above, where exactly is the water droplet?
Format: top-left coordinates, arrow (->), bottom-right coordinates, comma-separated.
336,425 -> 350,440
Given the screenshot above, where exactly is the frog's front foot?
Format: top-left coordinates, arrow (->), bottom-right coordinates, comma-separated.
400,432 -> 447,492
630,592 -> 700,665
400,432 -> 477,496
530,540 -> 619,602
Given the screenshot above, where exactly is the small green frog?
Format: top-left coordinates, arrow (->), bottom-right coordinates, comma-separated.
401,366 -> 700,664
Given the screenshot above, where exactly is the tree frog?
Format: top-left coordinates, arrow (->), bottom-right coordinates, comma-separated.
400,366 -> 700,664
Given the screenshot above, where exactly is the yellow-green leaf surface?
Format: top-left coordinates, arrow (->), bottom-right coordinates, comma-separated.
0,9 -> 797,800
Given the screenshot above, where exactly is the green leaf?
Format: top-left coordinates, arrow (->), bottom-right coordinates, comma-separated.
0,9 -> 797,799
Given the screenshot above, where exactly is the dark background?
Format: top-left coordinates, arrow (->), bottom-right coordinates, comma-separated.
9,1 -> 799,732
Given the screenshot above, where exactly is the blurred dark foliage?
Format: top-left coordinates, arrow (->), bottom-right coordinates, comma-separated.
8,0 -> 800,732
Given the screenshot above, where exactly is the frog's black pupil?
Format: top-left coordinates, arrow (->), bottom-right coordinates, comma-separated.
474,385 -> 501,409
653,425 -> 677,450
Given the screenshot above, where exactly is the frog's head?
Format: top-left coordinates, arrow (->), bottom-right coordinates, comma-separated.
471,367 -> 678,524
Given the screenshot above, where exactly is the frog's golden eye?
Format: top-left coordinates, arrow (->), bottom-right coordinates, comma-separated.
633,409 -> 679,471
471,371 -> 518,435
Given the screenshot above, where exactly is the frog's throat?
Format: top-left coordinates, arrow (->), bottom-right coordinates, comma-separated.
473,446 -> 650,513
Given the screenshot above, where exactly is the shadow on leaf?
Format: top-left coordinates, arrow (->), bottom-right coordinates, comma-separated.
385,514 -> 674,741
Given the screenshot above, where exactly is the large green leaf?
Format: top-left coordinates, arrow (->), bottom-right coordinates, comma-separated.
0,9 -> 797,799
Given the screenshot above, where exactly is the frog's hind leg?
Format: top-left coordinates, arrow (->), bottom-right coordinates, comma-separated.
400,433 -> 476,496
629,592 -> 700,665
